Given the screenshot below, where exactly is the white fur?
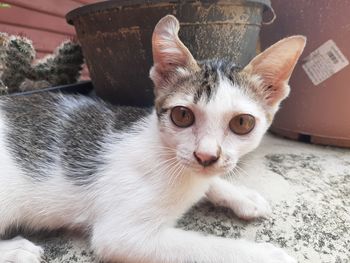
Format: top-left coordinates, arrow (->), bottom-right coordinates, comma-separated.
0,81 -> 296,263
0,236 -> 43,263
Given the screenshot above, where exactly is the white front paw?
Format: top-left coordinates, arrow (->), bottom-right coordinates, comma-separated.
255,243 -> 297,263
0,236 -> 43,263
231,188 -> 272,220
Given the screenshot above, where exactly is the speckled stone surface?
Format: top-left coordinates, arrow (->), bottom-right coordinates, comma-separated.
33,133 -> 349,263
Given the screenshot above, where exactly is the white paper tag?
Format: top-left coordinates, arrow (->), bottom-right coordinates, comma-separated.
302,40 -> 349,86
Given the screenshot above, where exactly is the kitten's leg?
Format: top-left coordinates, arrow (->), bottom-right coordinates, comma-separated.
0,236 -> 43,263
92,225 -> 295,263
206,177 -> 271,220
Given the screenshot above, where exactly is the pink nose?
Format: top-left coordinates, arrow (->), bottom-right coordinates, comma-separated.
193,151 -> 220,167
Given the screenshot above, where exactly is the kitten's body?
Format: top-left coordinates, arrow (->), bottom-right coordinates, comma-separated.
0,91 -> 256,262
0,15 -> 305,263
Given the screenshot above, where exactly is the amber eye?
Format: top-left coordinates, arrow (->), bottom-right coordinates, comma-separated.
229,114 -> 255,135
170,106 -> 195,128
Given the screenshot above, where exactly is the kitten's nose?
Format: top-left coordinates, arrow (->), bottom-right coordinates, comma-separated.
193,150 -> 220,167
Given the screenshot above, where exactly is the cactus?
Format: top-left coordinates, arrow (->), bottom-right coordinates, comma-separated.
0,33 -> 8,66
0,33 -> 35,93
0,33 -> 84,94
0,79 -> 7,95
30,40 -> 84,87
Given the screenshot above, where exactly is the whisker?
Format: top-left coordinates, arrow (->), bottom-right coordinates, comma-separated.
151,159 -> 179,175
141,157 -> 179,176
169,163 -> 185,188
225,166 -> 240,183
235,165 -> 250,177
167,162 -> 183,187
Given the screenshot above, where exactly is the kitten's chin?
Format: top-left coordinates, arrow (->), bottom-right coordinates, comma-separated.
190,165 -> 228,177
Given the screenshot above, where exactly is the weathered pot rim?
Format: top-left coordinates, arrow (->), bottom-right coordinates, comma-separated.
66,0 -> 273,25
6,81 -> 93,97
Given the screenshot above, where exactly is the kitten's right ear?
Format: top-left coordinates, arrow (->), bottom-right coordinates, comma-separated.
243,36 -> 306,113
150,15 -> 199,95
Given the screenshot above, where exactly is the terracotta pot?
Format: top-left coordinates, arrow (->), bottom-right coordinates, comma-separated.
260,0 -> 350,147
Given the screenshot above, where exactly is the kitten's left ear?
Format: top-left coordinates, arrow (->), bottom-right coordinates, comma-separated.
150,15 -> 199,95
243,36 -> 306,111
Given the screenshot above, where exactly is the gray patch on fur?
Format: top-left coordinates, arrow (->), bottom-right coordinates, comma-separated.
193,60 -> 240,104
155,59 -> 245,129
193,63 -> 217,104
59,97 -> 151,185
156,59 -> 242,116
0,93 -> 151,185
1,94 -> 62,180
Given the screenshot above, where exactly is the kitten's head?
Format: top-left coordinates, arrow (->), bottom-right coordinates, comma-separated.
150,15 -> 305,176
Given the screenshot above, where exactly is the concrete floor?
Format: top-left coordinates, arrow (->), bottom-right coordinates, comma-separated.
31,133 -> 349,263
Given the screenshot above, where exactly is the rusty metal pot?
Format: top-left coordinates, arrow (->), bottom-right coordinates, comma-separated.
67,0 -> 273,106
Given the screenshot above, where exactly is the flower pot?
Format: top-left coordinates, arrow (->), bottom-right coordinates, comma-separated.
7,81 -> 93,97
66,0 -> 273,107
260,0 -> 350,148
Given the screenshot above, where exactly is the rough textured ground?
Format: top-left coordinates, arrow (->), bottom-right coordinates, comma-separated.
30,133 -> 349,263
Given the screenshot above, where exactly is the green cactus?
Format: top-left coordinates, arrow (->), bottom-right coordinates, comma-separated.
0,33 -> 8,65
0,33 -> 84,94
0,79 -> 7,95
31,40 -> 84,86
0,34 -> 35,93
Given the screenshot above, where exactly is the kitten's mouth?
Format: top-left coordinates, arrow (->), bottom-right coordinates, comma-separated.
186,162 -> 231,176
177,156 -> 235,176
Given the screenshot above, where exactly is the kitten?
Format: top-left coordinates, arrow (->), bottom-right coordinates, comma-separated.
0,15 -> 305,263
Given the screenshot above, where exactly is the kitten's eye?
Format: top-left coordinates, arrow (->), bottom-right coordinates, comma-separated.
229,114 -> 255,135
170,106 -> 195,128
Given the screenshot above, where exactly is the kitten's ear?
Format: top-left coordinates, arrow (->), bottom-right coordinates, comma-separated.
243,36 -> 306,110
150,15 -> 199,94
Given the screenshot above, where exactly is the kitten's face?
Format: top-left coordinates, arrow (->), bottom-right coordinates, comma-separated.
150,15 -> 306,176
155,62 -> 269,175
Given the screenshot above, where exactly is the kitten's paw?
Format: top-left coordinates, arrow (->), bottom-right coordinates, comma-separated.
231,188 -> 272,220
256,243 -> 297,263
0,236 -> 44,263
